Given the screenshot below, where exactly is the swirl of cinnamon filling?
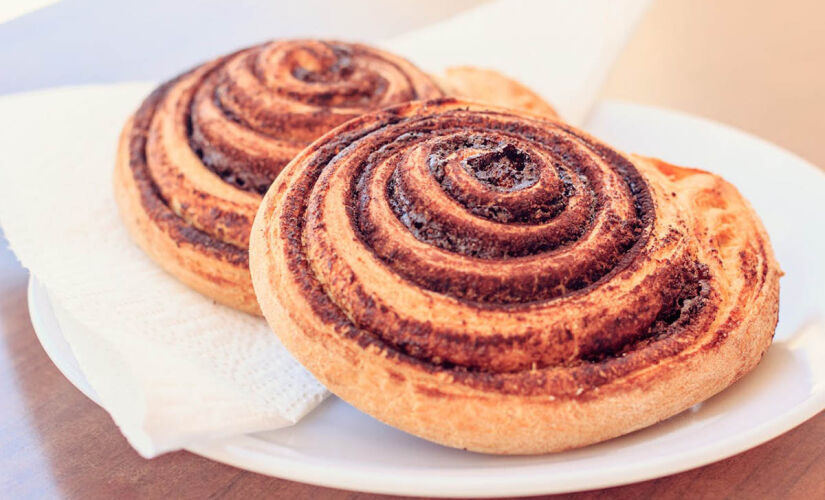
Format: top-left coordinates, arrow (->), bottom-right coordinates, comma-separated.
250,99 -> 781,454
115,40 -> 555,314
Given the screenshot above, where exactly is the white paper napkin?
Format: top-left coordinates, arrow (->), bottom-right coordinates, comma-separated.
0,0 -> 649,458
0,84 -> 328,457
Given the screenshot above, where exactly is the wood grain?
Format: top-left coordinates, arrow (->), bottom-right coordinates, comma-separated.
2,0 -> 825,498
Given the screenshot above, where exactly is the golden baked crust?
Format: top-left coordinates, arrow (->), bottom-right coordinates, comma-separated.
114,40 -> 555,314
249,98 -> 781,453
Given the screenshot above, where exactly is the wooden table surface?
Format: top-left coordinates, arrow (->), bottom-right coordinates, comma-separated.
2,0 -> 824,498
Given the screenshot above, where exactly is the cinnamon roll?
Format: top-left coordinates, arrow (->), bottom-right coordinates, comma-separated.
249,99 -> 781,454
114,40 -> 554,314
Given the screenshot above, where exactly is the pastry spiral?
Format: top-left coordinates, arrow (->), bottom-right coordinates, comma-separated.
250,99 -> 781,454
114,40 -> 555,314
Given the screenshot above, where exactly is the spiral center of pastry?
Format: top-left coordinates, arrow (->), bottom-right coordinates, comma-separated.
460,142 -> 540,191
288,45 -> 354,83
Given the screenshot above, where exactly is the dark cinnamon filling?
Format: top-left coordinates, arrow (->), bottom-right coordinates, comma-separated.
462,143 -> 540,191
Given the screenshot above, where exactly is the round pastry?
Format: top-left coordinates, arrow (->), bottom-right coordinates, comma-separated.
249,98 -> 781,454
114,40 -> 555,314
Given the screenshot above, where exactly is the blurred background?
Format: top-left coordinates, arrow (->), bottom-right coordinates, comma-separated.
1,0 -> 823,167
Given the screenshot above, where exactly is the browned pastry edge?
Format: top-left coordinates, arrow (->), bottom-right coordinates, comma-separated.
114,40 -> 557,314
114,114 -> 261,314
249,98 -> 781,453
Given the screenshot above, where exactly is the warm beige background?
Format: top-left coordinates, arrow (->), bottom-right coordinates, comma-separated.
604,0 -> 825,169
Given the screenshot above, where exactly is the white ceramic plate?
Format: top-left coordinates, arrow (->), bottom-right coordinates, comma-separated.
27,100 -> 825,498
